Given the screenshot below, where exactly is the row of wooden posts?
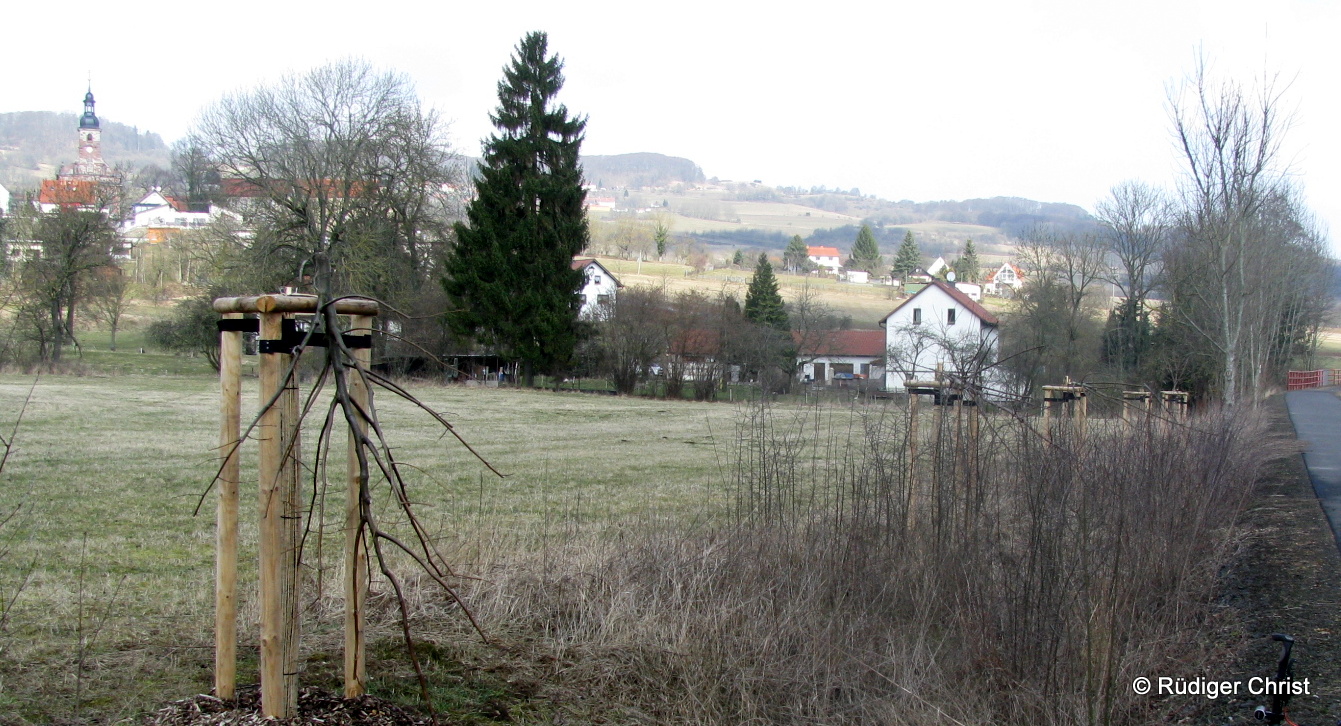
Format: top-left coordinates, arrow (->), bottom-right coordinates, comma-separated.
214,294 -> 377,719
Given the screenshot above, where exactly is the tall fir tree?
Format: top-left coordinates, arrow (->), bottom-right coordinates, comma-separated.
443,32 -> 589,383
744,253 -> 789,331
848,224 -> 882,272
892,230 -> 922,281
783,234 -> 810,273
953,238 -> 981,282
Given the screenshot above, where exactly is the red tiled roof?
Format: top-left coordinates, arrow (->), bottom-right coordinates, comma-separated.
670,328 -> 721,357
793,329 -> 885,357
572,258 -> 623,288
882,280 -> 999,326
807,246 -> 841,257
38,179 -> 98,207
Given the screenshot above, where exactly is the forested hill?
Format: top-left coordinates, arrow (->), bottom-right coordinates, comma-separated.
580,152 -> 705,189
0,111 -> 170,190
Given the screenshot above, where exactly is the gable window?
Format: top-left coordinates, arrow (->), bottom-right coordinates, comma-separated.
912,308 -> 922,325
594,275 -> 602,285
947,309 -> 956,325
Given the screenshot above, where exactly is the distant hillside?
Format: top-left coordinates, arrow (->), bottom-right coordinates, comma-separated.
0,111 -> 170,191
581,153 -> 705,189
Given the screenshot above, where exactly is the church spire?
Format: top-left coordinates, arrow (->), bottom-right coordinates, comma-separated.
80,84 -> 99,130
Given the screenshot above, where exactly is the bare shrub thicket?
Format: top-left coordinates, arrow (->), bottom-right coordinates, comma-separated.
457,401 -> 1277,725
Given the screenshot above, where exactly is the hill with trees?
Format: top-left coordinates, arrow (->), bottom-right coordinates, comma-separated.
0,111 -> 170,191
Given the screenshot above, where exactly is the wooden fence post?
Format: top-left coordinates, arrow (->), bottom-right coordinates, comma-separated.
344,315 -> 372,697
215,313 -> 242,701
258,310 -> 299,719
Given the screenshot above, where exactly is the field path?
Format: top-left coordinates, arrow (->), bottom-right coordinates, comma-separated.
1285,389 -> 1341,552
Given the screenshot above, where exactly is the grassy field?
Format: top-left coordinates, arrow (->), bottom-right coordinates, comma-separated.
0,355 -> 745,722
594,256 -> 1008,328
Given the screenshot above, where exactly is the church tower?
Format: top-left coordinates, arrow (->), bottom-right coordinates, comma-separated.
60,85 -> 118,184
77,87 -> 102,167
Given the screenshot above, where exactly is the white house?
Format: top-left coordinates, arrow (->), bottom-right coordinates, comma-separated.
0,183 -> 10,216
807,246 -> 842,274
795,329 -> 886,386
572,258 -> 622,318
841,269 -> 869,284
984,262 -> 1025,296
120,189 -> 241,233
881,280 -> 999,390
926,256 -> 949,278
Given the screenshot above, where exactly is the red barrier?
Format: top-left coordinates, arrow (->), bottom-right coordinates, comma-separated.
1288,370 -> 1324,390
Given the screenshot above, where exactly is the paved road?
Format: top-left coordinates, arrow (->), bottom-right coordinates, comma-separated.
1285,389 -> 1341,551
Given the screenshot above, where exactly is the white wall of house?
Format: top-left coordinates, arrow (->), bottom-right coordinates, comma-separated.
842,270 -> 869,284
800,355 -> 884,384
0,183 -> 10,216
954,282 -> 982,301
882,283 -> 998,389
578,261 -> 620,318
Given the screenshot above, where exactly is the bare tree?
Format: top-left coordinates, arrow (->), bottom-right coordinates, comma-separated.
194,58 -> 459,299
18,208 -> 117,363
1166,59 -> 1325,404
82,265 -> 131,351
596,286 -> 671,394
1095,181 -> 1169,378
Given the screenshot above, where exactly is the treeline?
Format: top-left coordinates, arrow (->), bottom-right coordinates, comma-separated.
999,65 -> 1333,405
581,152 -> 705,189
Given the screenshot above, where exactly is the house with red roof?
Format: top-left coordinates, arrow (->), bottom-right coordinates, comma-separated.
880,279 -> 999,390
806,246 -> 842,274
984,262 -> 1025,297
572,258 -> 622,318
794,329 -> 886,386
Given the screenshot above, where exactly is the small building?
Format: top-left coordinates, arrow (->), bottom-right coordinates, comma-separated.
807,246 -> 842,274
841,269 -> 869,284
0,183 -> 9,216
881,279 -> 999,390
926,256 -> 949,278
954,281 -> 982,301
796,329 -> 886,386
572,258 -> 622,318
984,262 -> 1025,297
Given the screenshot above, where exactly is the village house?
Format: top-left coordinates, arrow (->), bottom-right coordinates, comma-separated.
881,279 -> 999,390
121,189 -> 242,242
572,258 -> 622,318
0,183 -> 10,216
984,262 -> 1025,296
795,329 -> 886,386
806,246 -> 842,275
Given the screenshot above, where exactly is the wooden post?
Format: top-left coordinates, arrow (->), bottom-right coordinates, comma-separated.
215,313 -> 242,701
1074,389 -> 1087,443
280,314 -> 301,717
344,315 -> 372,697
258,311 -> 298,719
906,388 -> 920,530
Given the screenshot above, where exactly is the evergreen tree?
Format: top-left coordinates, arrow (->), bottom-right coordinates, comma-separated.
443,32 -> 589,383
732,249 -> 745,267
848,224 -> 882,272
953,238 -> 981,282
744,253 -> 789,331
783,234 -> 810,273
892,231 -> 922,281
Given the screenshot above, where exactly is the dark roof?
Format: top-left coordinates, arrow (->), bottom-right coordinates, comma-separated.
793,329 -> 885,357
571,258 -> 623,288
882,279 -> 999,326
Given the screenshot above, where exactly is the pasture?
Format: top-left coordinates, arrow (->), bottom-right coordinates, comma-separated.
0,368 -> 737,722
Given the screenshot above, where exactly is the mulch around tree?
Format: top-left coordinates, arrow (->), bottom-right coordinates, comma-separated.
143,686 -> 437,726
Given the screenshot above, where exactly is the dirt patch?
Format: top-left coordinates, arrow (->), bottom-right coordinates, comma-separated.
143,686 -> 433,726
1190,395 -> 1341,724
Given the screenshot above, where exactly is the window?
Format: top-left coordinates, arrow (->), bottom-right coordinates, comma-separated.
594,275 -> 602,285
912,308 -> 921,325
947,309 -> 956,325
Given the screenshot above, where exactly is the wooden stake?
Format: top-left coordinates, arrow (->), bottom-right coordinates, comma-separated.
280,314 -> 301,717
906,390 -> 920,530
215,313 -> 242,701
344,315 -> 372,697
257,311 -> 297,719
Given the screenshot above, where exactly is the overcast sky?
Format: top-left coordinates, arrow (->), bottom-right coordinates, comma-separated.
7,0 -> 1337,247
